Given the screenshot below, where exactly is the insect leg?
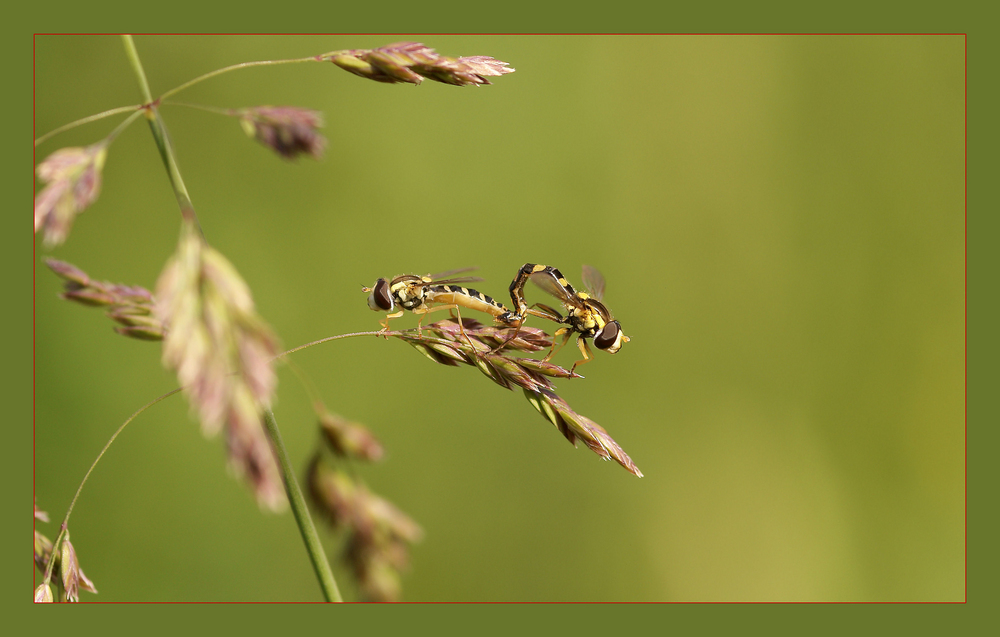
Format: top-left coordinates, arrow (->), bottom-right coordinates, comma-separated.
412,304 -> 455,335
570,336 -> 594,376
450,306 -> 479,351
380,310 -> 405,335
412,304 -> 478,350
488,321 -> 519,354
542,327 -> 572,363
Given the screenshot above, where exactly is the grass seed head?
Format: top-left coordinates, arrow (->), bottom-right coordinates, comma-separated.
319,411 -> 384,461
34,528 -> 53,574
156,220 -> 285,510
34,584 -> 54,603
328,42 -> 514,87
34,143 -> 107,247
238,106 -> 326,160
390,319 -> 642,476
47,258 -> 164,341
307,457 -> 422,601
59,536 -> 98,602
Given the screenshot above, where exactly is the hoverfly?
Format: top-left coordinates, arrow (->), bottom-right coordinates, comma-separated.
507,264 -> 629,372
363,268 -> 523,333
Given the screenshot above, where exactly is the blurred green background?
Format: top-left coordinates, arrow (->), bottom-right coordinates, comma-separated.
33,35 -> 964,602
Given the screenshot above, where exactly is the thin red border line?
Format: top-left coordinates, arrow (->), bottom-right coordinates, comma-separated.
33,33 -> 969,605
963,32 -> 968,604
32,32 -> 37,596
43,600 -> 970,604
32,32 -> 968,36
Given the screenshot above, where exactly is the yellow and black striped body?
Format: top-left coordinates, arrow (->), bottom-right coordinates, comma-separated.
509,263 -> 626,354
509,264 -> 574,316
426,284 -> 522,326
365,271 -> 522,328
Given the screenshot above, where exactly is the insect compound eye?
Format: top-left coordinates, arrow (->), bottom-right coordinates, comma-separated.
367,278 -> 394,312
594,320 -> 622,352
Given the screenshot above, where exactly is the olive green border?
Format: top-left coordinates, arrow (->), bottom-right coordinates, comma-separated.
9,1 -> 993,633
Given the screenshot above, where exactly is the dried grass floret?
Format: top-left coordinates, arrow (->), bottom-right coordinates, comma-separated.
308,457 -> 422,601
59,537 -> 98,602
156,220 -> 285,510
328,42 -> 514,86
34,143 -> 107,246
392,318 -> 642,477
34,512 -> 98,603
318,411 -> 384,462
238,106 -> 326,160
47,258 -> 165,341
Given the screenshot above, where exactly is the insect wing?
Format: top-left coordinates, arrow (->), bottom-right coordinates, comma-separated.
532,302 -> 565,321
580,264 -> 606,301
428,275 -> 485,286
529,269 -> 577,306
426,267 -> 479,281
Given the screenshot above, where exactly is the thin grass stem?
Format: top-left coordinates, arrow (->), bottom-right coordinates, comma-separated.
34,106 -> 142,147
262,409 -> 342,602
121,35 -> 199,228
42,388 -> 184,585
161,101 -> 234,117
158,56 -> 318,102
116,34 -> 341,600
278,330 -> 406,358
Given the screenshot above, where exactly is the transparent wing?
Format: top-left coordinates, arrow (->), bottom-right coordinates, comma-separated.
426,267 -> 484,286
427,266 -> 478,280
580,264 -> 606,300
429,276 -> 485,286
530,270 -> 577,305
530,302 -> 565,322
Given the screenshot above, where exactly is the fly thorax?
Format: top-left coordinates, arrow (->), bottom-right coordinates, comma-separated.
398,290 -> 425,310
391,281 -> 426,310
569,306 -> 600,337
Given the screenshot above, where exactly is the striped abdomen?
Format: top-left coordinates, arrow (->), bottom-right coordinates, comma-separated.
425,285 -> 520,325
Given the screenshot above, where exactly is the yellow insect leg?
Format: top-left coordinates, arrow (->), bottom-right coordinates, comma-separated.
380,310 -> 405,335
570,336 -> 594,376
542,327 -> 572,363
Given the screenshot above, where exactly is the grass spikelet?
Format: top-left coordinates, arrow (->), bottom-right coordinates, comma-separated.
391,318 -> 642,476
327,42 -> 514,86
156,218 -> 285,510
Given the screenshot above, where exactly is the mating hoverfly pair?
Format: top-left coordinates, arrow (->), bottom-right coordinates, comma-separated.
363,264 -> 629,373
